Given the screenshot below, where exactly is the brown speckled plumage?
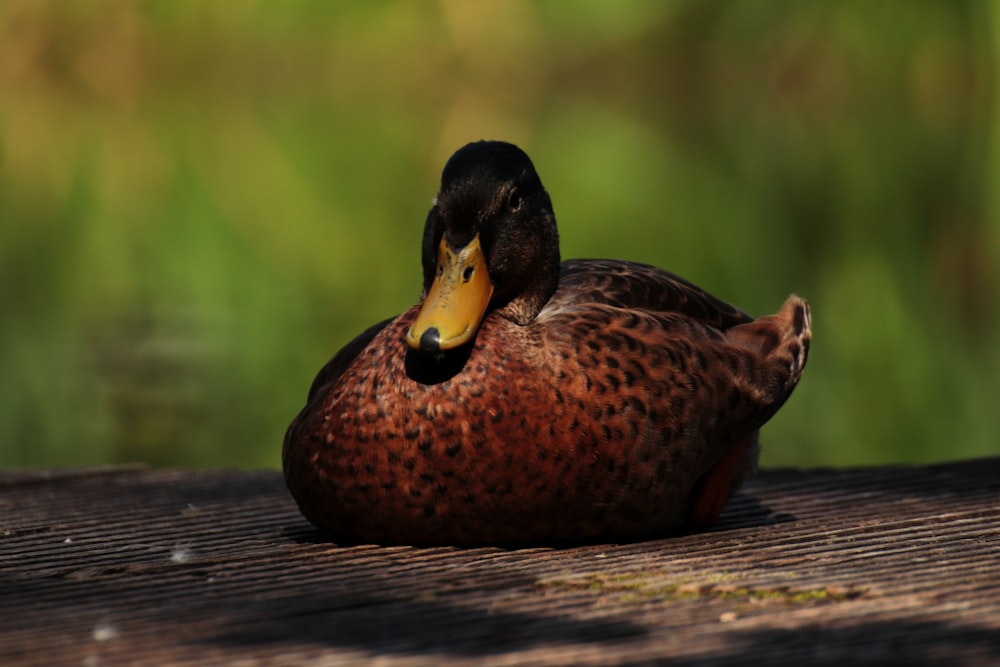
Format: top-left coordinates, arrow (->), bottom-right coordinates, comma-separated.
283,141 -> 811,546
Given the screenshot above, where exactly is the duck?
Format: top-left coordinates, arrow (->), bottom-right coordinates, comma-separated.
283,140 -> 811,547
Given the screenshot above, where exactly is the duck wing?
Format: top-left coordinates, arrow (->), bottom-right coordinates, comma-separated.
303,317 -> 395,403
552,259 -> 754,330
546,259 -> 811,528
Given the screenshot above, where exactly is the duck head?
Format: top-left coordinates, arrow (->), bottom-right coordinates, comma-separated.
406,141 -> 561,354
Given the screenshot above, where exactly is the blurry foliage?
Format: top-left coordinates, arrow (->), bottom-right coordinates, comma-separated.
0,1 -> 997,469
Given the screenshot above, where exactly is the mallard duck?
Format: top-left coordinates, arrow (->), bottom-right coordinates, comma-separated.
283,140 -> 810,546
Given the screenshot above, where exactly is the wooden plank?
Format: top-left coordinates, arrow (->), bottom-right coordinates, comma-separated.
1,458 -> 998,666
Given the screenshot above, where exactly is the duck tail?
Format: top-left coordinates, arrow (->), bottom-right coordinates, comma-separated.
726,294 -> 812,399
770,294 -> 811,387
689,296 -> 809,529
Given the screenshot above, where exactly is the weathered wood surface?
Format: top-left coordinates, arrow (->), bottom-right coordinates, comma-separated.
1,458 -> 998,666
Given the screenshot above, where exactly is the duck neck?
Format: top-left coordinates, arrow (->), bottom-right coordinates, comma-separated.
493,246 -> 561,326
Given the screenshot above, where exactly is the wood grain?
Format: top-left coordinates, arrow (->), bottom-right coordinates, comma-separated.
1,458 -> 998,665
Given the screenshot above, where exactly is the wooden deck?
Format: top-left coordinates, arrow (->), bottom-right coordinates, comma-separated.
1,457 -> 999,666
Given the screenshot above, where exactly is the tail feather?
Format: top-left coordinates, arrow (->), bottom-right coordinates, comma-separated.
726,294 -> 811,397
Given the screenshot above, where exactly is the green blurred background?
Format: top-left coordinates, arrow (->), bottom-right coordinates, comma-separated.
1,1 -> 998,470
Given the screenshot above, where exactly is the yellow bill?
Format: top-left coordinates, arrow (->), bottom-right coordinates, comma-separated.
406,234 -> 494,353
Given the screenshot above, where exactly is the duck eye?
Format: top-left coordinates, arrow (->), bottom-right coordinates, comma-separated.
462,266 -> 475,282
508,191 -> 522,213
